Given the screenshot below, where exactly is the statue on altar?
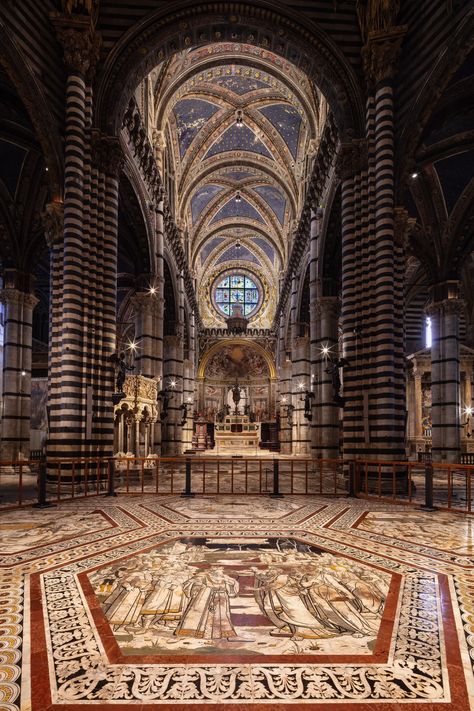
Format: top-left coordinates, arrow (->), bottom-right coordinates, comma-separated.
228,383 -> 246,415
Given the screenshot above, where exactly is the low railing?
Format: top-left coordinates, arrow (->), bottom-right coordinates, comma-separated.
354,458 -> 474,513
1,455 -> 473,514
0,456 -> 346,509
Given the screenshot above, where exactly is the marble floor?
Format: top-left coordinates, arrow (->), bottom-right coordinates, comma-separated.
1,494 -> 474,710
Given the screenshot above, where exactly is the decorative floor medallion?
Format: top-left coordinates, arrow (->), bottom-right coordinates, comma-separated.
1,494 -> 473,709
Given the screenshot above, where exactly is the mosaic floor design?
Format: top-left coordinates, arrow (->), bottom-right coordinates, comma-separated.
1,494 -> 474,710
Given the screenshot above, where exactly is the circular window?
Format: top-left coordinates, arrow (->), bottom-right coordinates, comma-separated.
212,271 -> 262,319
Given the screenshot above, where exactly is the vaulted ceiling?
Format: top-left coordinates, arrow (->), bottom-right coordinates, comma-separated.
147,43 -> 322,327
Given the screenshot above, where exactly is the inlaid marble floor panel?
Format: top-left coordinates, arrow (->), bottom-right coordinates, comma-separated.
1,494 -> 474,709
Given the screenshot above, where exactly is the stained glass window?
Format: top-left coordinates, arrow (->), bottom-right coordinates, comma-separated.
214,272 -> 261,318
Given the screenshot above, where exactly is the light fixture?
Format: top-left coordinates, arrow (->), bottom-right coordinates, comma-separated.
411,172 -> 418,179
186,396 -> 193,403
126,340 -> 138,352
235,191 -> 242,203
465,406 -> 473,417
235,109 -> 244,128
170,379 -> 177,388
281,396 -> 287,403
297,382 -> 305,390
21,370 -> 26,376
148,285 -> 157,295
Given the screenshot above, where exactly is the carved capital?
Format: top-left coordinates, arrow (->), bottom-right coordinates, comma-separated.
41,202 -> 64,248
314,296 -> 341,320
426,298 -> 465,319
51,14 -> 101,77
131,291 -> 164,316
362,26 -> 407,86
336,139 -> 368,181
91,132 -> 124,177
0,288 -> 38,311
394,206 -> 417,247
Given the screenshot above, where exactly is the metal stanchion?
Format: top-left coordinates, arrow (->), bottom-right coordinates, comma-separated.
105,459 -> 117,497
419,460 -> 437,511
33,457 -> 56,509
181,458 -> 195,498
270,460 -> 283,498
348,460 -> 356,497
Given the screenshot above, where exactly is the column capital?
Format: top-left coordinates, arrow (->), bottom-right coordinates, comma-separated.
131,291 -> 164,315
50,13 -> 101,78
394,206 -> 417,246
91,131 -> 124,176
41,201 -> 64,248
362,26 -> 408,87
0,288 -> 38,310
426,297 -> 465,318
314,296 -> 341,319
336,138 -> 368,181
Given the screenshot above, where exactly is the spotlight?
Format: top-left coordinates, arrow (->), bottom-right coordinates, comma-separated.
235,191 -> 242,203
126,340 -> 138,352
235,109 -> 244,128
411,172 -> 418,179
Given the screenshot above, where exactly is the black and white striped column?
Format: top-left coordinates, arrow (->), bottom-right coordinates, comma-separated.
278,312 -> 292,454
314,297 -> 341,459
309,208 -> 321,454
0,288 -> 38,466
153,198 -> 165,451
427,294 -> 463,462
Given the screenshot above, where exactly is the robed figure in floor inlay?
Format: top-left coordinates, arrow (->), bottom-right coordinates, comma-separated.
174,567 -> 241,640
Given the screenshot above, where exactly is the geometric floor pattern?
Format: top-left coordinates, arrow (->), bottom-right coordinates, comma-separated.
1,494 -> 474,709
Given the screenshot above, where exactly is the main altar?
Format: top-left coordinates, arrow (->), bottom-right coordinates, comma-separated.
214,414 -> 260,451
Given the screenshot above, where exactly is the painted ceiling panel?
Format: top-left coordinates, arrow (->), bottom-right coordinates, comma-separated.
191,184 -> 223,223
173,98 -> 219,157
259,104 -> 302,159
252,236 -> 275,263
210,196 -> 266,224
225,170 -> 254,181
200,236 -> 226,265
205,124 -> 274,160
215,245 -> 261,265
253,185 -> 286,224
212,74 -> 269,94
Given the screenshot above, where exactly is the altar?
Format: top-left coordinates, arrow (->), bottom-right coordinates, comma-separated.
214,414 -> 260,451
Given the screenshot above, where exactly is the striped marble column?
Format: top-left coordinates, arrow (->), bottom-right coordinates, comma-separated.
309,208 -> 321,454
182,310 -> 196,450
339,140 -> 363,456
42,202 -> 64,447
48,16 -> 101,460
363,27 -> 407,460
278,312 -> 292,454
132,291 -> 162,379
427,295 -> 463,463
95,140 -> 122,457
0,288 -> 38,465
152,198 -> 165,451
314,297 -> 341,459
162,334 -> 183,455
292,336 -> 311,455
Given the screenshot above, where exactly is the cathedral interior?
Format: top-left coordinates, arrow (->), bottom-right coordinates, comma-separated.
0,1 -> 474,709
